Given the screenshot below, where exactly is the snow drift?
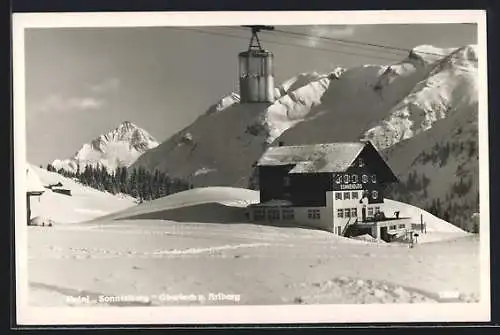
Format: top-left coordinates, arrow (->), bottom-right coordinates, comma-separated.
94,186 -> 260,223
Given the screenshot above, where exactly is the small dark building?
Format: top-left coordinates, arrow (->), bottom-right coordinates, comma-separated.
26,167 -> 45,225
248,141 -> 409,238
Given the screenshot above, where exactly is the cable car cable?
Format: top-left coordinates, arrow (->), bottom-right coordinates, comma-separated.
170,27 -> 477,74
227,26 -> 478,73
269,27 -> 479,63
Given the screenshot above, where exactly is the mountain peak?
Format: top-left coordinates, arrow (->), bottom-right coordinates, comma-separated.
119,120 -> 136,128
52,121 -> 159,173
407,44 -> 458,65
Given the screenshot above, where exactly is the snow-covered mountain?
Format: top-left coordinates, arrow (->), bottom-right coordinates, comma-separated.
52,121 -> 159,173
382,99 -> 479,232
132,44 -> 478,192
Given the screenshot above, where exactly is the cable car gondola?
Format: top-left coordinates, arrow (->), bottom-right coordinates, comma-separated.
238,26 -> 275,103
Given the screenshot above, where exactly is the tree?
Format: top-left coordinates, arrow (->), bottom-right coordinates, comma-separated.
436,198 -> 442,217
46,163 -> 56,172
163,174 -> 171,196
137,167 -> 146,201
119,167 -> 128,194
438,142 -> 451,167
129,168 -> 139,199
152,169 -> 160,199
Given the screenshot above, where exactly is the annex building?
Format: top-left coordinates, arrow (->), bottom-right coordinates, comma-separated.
247,141 -> 415,241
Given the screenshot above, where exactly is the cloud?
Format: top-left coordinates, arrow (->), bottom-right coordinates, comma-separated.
306,25 -> 357,47
35,94 -> 104,114
88,78 -> 120,94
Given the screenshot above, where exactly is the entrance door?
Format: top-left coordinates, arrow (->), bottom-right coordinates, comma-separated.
380,226 -> 389,242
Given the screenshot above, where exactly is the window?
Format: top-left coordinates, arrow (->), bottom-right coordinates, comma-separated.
351,208 -> 357,217
367,207 -> 374,216
335,174 -> 342,184
282,209 -> 295,220
335,192 -> 342,200
267,209 -> 280,221
337,226 -> 342,235
351,174 -> 358,183
390,225 -> 397,230
343,192 -> 350,200
344,174 -> 350,184
284,176 -> 291,187
352,192 -> 359,199
398,224 -> 405,229
371,175 -> 377,183
254,209 -> 265,221
344,208 -> 351,218
337,209 -> 344,218
375,206 -> 380,213
362,174 -> 369,183
308,209 -> 321,220
359,158 -> 365,167
372,190 -> 379,200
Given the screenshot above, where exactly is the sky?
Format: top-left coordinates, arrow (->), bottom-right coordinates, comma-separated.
24,23 -> 477,166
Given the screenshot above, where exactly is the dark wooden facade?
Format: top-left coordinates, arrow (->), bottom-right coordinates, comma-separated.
258,142 -> 397,207
259,165 -> 333,206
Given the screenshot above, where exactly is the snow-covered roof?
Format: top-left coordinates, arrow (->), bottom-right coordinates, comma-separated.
26,166 -> 45,195
257,142 -> 365,173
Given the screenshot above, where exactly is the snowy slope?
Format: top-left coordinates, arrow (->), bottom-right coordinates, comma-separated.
383,198 -> 466,234
131,69 -> 342,187
382,99 -> 479,232
364,45 -> 478,149
28,165 -> 136,223
132,44 -> 478,191
52,121 -> 159,173
93,186 -> 260,223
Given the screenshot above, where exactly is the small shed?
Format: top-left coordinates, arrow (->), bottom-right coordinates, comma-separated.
26,167 -> 45,224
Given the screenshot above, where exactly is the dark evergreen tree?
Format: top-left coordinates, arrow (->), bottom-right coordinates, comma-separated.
152,169 -> 160,199
129,168 -> 139,199
120,167 -> 128,194
443,210 -> 450,222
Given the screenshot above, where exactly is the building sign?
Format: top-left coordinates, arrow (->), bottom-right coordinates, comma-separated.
340,183 -> 363,190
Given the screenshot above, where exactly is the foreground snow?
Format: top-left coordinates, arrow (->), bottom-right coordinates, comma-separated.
28,220 -> 479,307
28,187 -> 478,307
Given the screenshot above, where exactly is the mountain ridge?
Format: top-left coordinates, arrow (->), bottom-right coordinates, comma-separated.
52,121 -> 159,173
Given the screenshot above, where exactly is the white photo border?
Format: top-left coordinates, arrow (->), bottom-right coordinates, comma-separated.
13,10 -> 490,325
